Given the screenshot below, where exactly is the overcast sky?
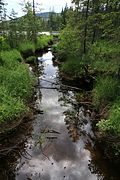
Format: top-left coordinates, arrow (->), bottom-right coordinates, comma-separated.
5,0 -> 72,17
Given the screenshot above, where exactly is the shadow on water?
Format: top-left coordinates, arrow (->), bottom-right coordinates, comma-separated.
0,49 -> 120,180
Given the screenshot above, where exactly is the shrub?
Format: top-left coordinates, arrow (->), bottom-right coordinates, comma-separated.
52,43 -> 59,53
0,36 -> 10,51
61,58 -> 84,77
92,76 -> 119,107
0,49 -> 36,124
0,86 -> 26,123
25,56 -> 36,64
1,50 -> 23,69
0,64 -> 35,100
89,41 -> 120,73
97,101 -> 120,135
19,41 -> 35,58
56,25 -> 81,60
36,35 -> 53,50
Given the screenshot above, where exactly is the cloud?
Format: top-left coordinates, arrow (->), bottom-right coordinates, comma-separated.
5,0 -> 72,16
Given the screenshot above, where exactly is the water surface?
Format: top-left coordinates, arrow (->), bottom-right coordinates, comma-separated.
0,50 -> 120,180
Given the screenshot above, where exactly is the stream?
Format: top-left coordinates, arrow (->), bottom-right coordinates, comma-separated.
0,49 -> 120,180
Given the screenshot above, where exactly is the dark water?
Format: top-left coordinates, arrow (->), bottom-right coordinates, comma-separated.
0,50 -> 120,180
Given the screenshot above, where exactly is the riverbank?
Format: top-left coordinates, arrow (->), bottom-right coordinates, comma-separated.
51,39 -> 120,164
0,34 -> 53,134
1,49 -> 120,179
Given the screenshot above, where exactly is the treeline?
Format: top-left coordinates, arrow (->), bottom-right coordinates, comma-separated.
0,1 -> 69,35
53,0 -> 120,161
40,6 -> 69,31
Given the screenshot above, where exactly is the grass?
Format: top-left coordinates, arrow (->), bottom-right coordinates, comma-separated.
1,50 -> 23,69
89,40 -> 120,74
97,100 -> 120,135
0,86 -> 26,123
0,36 -> 11,51
92,76 -> 120,108
0,65 -> 35,100
60,58 -> 84,78
35,35 -> 53,50
19,41 -> 35,58
25,56 -> 36,64
97,100 -> 120,156
0,49 -> 35,124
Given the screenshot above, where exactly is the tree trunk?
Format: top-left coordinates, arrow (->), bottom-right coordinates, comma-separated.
83,0 -> 90,54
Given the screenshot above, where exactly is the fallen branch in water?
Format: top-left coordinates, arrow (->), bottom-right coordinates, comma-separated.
39,84 -> 83,91
40,86 -> 59,90
40,79 -> 58,85
61,84 -> 83,91
38,78 -> 84,91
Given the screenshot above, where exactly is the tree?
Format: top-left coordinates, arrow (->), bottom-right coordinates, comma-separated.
8,9 -> 18,48
0,0 -> 7,34
20,1 -> 42,43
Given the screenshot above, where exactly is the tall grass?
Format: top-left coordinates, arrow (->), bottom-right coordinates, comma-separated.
0,86 -> 26,123
35,35 -> 53,50
0,65 -> 35,99
61,59 -> 83,77
97,100 -> 120,135
1,50 -> 23,69
89,40 -> 120,73
92,76 -> 119,107
0,49 -> 35,124
0,36 -> 11,51
19,41 -> 35,58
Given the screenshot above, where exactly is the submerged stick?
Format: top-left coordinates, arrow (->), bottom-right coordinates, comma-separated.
40,78 -> 58,85
39,78 -> 83,91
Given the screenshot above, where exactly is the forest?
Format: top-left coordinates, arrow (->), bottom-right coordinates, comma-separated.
0,0 -> 120,179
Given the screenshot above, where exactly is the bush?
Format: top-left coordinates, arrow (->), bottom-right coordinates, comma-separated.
56,25 -> 81,60
1,50 -> 23,69
0,49 -> 36,124
52,43 -> 59,53
0,64 -> 35,100
0,86 -> 26,123
61,58 -> 84,77
35,35 -> 53,50
19,41 -> 35,58
0,36 -> 10,51
97,101 -> 120,135
89,41 -> 120,73
92,76 -> 119,107
25,56 -> 36,64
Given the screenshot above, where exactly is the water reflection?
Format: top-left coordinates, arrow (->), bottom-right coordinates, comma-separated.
0,50 -> 120,180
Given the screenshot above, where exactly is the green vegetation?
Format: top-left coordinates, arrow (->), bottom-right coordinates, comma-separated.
0,36 -> 11,51
35,35 -> 53,51
97,101 -> 120,135
89,41 -> 120,74
19,41 -> 35,58
0,86 -> 26,123
0,50 -> 35,125
92,76 -> 120,108
52,0 -> 120,158
1,0 -> 120,160
1,50 -> 23,67
0,0 -> 53,128
60,58 -> 83,78
25,56 -> 36,64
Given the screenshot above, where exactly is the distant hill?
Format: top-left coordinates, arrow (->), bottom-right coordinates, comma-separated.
36,12 -> 50,19
36,12 -> 60,19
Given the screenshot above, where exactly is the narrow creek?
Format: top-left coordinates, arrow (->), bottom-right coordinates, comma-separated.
0,49 -> 120,180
